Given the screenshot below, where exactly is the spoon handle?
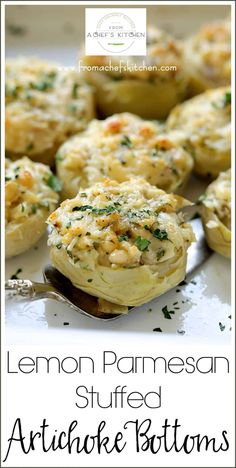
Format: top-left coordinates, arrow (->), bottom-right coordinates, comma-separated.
5,279 -> 55,301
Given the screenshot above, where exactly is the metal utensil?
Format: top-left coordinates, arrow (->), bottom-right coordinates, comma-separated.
5,218 -> 211,321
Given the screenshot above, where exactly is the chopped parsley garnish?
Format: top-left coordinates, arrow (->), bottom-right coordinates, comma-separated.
118,234 -> 129,242
223,91 -> 231,106
179,280 -> 187,286
55,152 -> 63,162
87,279 -> 93,283
31,204 -> 39,214
153,327 -> 162,332
72,205 -> 92,212
72,83 -> 79,98
162,305 -> 175,320
31,80 -> 54,91
212,91 -> 231,109
5,176 -> 11,182
56,243 -> 62,249
135,236 -> 150,251
153,228 -> 168,241
46,175 -> 62,192
10,268 -> 22,280
80,193 -> 87,198
120,135 -> 132,148
151,149 -> 159,157
92,206 -> 116,215
219,322 -> 225,332
26,142 -> 34,151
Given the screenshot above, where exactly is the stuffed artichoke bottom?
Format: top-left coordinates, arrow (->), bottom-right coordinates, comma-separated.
5,157 -> 60,258
184,18 -> 231,95
47,178 -> 195,308
167,87 -> 231,178
5,57 -> 95,166
56,112 -> 193,200
201,169 -> 231,258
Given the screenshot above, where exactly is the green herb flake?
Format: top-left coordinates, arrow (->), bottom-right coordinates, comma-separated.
87,278 -> 93,283
46,175 -> 62,192
153,327 -> 162,332
72,205 -> 92,212
80,192 -> 87,198
72,83 -> 79,98
10,268 -> 22,280
26,142 -> 34,151
162,305 -> 175,320
135,236 -> 151,251
179,280 -> 187,286
118,234 -> 129,242
91,206 -> 116,215
219,322 -> 225,332
31,204 -> 39,214
120,135 -> 132,148
31,80 -> 54,92
56,243 -> 62,249
5,176 -> 11,182
151,149 -> 159,157
153,228 -> 168,241
223,91 -> 231,106
55,152 -> 63,162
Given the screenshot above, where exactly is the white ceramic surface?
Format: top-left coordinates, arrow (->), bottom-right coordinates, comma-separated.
4,4 -> 232,344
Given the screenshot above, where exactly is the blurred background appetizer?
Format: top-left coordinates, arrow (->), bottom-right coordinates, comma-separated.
167,87 -> 231,178
56,112 -> 193,199
5,57 -> 95,166
81,27 -> 189,120
200,169 -> 231,258
47,178 -> 195,307
184,18 -> 231,95
5,157 -> 60,257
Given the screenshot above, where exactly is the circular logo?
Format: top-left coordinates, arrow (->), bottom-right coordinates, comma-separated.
96,12 -> 135,54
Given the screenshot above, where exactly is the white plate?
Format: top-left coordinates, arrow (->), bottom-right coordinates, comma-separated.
5,4 -> 231,344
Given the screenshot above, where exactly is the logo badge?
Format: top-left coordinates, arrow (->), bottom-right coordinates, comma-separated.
85,8 -> 146,56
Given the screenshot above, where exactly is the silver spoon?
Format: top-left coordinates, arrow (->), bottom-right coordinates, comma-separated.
5,218 -> 211,321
